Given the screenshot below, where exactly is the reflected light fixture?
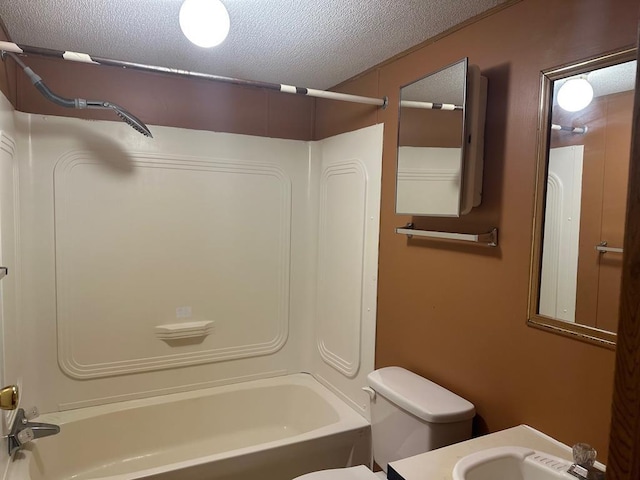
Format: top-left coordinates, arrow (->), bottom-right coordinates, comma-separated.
179,0 -> 230,48
557,76 -> 594,112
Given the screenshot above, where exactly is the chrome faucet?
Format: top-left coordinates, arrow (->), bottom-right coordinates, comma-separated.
568,443 -> 605,480
8,407 -> 61,456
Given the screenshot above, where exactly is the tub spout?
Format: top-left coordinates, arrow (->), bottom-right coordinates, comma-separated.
8,407 -> 60,456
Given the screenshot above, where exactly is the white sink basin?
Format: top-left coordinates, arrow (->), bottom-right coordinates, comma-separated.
452,446 -> 576,480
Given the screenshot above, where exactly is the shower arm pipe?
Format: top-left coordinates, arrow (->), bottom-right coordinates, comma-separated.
0,41 -> 388,108
2,50 -> 153,137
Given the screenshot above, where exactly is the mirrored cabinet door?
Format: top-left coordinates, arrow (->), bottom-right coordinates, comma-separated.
396,59 -> 467,217
395,58 -> 487,218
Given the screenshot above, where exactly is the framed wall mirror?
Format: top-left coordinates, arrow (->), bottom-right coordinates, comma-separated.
395,58 -> 486,217
528,46 -> 637,348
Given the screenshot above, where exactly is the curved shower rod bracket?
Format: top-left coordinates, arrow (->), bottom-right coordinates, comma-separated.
0,41 -> 388,110
1,49 -> 153,137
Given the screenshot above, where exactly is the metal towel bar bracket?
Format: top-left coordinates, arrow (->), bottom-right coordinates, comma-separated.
395,223 -> 498,247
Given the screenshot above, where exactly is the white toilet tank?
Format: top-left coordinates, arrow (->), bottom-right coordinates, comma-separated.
367,367 -> 475,473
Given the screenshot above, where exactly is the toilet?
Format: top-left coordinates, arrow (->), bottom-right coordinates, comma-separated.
294,366 -> 475,479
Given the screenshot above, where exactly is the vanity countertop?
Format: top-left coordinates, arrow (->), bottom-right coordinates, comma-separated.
387,424 -> 580,480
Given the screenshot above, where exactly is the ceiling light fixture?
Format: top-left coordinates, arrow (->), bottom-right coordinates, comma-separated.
179,0 -> 230,48
557,76 -> 594,112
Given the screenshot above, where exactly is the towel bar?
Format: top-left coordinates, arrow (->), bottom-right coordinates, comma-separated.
595,241 -> 623,254
395,223 -> 498,247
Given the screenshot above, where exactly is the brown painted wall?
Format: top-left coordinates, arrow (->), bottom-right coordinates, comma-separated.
9,55 -> 314,141
315,0 -> 639,461
399,107 -> 462,147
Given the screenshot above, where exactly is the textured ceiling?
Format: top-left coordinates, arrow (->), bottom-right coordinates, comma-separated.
0,0 -> 508,89
401,59 -> 466,105
586,60 -> 637,98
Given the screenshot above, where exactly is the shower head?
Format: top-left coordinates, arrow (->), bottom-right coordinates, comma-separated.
2,51 -> 152,138
86,101 -> 153,137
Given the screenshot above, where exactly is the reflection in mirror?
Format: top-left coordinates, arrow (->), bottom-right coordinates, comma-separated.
529,47 -> 637,348
396,59 -> 467,217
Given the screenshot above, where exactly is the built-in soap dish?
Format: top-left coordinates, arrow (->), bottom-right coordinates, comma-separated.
155,320 -> 214,341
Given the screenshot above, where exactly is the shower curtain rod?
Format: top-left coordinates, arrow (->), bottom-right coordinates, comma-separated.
0,41 -> 388,108
551,123 -> 587,134
400,99 -> 462,111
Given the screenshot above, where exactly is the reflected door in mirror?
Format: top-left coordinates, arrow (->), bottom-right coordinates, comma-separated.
549,89 -> 633,332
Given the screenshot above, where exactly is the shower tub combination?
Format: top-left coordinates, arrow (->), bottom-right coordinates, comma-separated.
8,374 -> 371,480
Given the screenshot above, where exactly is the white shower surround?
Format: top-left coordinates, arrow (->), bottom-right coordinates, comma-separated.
539,145 -> 584,322
0,88 -> 383,472
0,92 -> 20,479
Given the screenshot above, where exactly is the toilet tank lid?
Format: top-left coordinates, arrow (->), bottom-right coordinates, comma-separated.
367,367 -> 475,423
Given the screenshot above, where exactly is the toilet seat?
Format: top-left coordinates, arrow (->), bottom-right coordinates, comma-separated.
293,465 -> 383,479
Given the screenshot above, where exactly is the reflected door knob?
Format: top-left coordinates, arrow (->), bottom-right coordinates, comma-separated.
0,385 -> 19,410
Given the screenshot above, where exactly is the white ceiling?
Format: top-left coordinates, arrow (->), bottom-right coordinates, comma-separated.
0,0 -> 508,89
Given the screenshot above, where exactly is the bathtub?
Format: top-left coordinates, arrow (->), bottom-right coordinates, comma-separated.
7,374 -> 371,480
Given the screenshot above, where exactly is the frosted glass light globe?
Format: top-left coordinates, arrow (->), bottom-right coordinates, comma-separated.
557,78 -> 594,112
180,0 -> 230,48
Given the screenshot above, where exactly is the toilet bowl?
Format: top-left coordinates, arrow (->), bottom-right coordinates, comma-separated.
293,367 -> 475,479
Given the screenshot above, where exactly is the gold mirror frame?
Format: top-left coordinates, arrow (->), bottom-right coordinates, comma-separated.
528,46 -> 637,349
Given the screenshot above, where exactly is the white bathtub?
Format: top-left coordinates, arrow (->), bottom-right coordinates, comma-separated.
8,374 -> 371,480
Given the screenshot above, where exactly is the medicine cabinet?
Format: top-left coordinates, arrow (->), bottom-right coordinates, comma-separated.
395,58 -> 487,217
